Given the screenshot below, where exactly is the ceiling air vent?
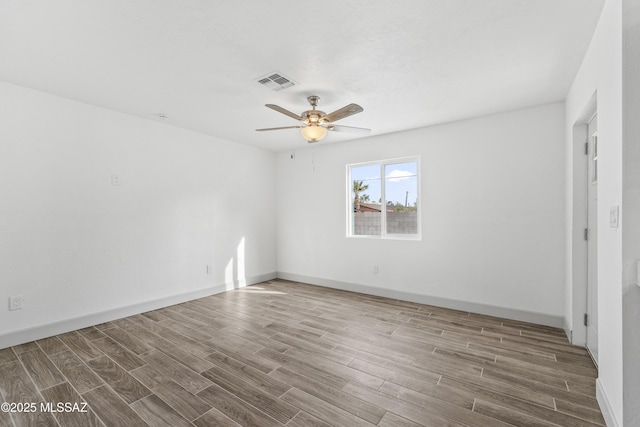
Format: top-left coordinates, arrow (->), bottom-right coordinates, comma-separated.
256,72 -> 296,91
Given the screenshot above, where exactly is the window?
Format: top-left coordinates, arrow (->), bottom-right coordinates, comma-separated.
347,157 -> 420,239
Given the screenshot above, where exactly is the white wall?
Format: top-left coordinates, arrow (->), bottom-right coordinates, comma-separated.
564,0 -> 624,424
0,81 -> 277,346
622,0 -> 640,425
277,103 -> 566,324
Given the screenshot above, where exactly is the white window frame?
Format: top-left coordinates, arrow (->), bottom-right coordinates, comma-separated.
346,156 -> 421,240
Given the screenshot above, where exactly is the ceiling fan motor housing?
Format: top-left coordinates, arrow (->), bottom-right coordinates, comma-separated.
302,95 -> 327,126
302,110 -> 326,126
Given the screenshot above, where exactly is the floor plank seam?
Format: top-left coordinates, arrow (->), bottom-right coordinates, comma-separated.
1,279 -> 603,427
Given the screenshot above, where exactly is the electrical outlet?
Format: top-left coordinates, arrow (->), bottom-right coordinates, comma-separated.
206,265 -> 212,275
111,174 -> 122,186
372,265 -> 379,274
9,295 -> 23,311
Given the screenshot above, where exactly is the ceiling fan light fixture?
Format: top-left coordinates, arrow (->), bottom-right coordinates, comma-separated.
300,125 -> 328,142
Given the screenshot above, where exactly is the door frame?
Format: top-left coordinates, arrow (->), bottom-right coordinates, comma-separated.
569,92 -> 597,347
585,117 -> 598,365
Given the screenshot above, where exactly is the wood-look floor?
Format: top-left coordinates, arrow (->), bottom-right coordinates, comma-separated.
0,280 -> 604,427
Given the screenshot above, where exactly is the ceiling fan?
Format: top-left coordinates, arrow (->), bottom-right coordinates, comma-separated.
256,95 -> 370,143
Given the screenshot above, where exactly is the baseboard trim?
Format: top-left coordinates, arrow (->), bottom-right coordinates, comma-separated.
0,272 -> 276,349
596,378 -> 620,427
563,317 -> 573,344
277,272 -> 564,328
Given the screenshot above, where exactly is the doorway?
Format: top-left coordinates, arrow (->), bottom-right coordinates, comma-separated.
586,113 -> 598,365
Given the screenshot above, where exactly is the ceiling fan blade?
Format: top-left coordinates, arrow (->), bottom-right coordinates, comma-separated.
326,124 -> 371,134
323,103 -> 363,123
265,104 -> 301,121
255,126 -> 302,131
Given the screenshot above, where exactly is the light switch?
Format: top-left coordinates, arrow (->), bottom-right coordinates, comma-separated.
609,205 -> 619,228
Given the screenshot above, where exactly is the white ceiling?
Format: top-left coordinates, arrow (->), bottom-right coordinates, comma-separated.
0,0 -> 604,152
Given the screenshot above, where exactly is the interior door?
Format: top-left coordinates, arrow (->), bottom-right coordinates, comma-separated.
586,114 -> 598,365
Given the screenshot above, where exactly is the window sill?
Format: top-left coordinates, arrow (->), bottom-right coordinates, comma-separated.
346,234 -> 422,241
